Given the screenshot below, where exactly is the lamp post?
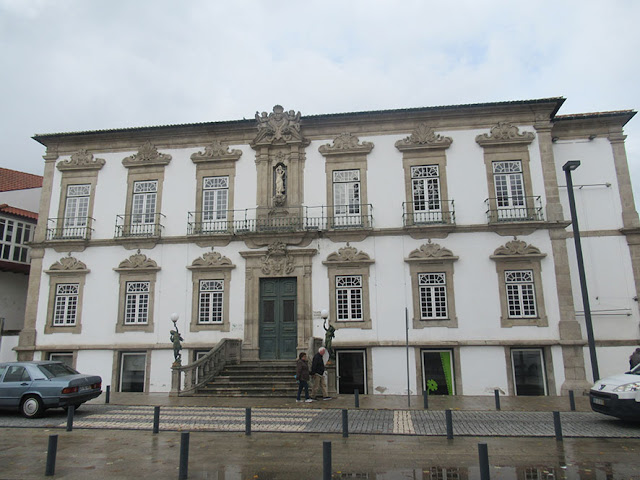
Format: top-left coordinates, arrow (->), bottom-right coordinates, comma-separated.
563,160 -> 600,381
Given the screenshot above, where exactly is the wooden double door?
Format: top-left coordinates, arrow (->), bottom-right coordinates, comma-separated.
259,277 -> 297,360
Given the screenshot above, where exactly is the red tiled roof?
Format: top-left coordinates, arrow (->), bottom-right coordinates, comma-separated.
0,204 -> 38,221
0,168 -> 43,192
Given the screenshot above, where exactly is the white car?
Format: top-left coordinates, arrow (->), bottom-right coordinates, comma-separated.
590,364 -> 640,421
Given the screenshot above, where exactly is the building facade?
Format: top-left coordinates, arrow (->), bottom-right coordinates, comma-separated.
18,98 -> 640,396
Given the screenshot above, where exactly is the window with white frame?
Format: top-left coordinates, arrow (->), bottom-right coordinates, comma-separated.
333,170 -> 361,224
198,279 -> 224,324
505,270 -> 537,318
131,180 -> 157,226
63,184 -> 90,237
0,217 -> 33,264
202,176 -> 228,230
493,161 -> 525,215
336,275 -> 363,321
418,273 -> 448,320
125,281 -> 150,324
411,165 -> 442,222
53,284 -> 79,326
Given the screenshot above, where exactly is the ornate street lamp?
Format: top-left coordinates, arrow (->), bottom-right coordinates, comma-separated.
169,312 -> 183,367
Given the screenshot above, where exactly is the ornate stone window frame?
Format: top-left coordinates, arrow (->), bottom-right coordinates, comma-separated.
120,142 -> 172,238
190,141 -> 242,232
476,122 -> 536,223
113,252 -> 160,333
395,124 -> 453,226
319,133 -> 374,229
187,251 -> 236,332
322,244 -> 374,330
490,239 -> 548,327
405,242 -> 458,328
44,256 -> 90,334
504,345 -> 556,396
112,349 -> 152,393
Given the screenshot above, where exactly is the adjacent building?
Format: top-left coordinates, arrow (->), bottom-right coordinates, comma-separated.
18,98 -> 640,396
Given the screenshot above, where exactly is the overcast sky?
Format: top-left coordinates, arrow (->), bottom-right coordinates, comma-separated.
2,0 -> 640,200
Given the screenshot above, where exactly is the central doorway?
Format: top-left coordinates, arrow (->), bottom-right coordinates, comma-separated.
259,277 -> 297,360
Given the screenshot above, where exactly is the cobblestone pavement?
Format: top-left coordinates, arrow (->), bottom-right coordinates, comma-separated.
2,404 -> 640,438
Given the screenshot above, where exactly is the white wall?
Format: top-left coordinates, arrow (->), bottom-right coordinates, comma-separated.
0,334 -> 19,362
0,271 -> 29,330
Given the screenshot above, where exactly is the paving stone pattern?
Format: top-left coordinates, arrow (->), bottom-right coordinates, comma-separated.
1,404 -> 639,438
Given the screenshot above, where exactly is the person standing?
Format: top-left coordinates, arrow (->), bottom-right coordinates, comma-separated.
629,348 -> 640,369
296,352 -> 313,403
311,347 -> 331,400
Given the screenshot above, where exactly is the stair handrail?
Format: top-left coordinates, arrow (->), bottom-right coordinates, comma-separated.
170,338 -> 242,396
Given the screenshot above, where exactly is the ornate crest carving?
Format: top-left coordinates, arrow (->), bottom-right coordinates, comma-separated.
261,241 -> 294,275
319,133 -> 374,156
190,140 -> 242,163
57,150 -> 106,171
122,141 -> 172,168
189,251 -> 235,269
324,244 -> 373,264
475,122 -> 535,146
48,256 -> 88,271
252,105 -> 304,145
407,241 -> 457,261
491,239 -> 545,259
116,252 -> 160,270
395,124 -> 453,151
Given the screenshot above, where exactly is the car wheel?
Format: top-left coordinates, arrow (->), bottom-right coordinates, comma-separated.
21,395 -> 44,418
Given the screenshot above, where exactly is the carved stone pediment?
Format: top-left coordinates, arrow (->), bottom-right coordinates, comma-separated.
395,124 -> 453,152
252,105 -> 305,146
405,241 -> 458,263
476,122 -> 535,147
122,141 -> 172,168
114,252 -> 160,272
323,244 -> 374,265
46,256 -> 89,273
190,140 -> 242,163
319,133 -> 374,156
57,150 -> 106,171
261,241 -> 294,275
490,239 -> 546,260
188,251 -> 235,270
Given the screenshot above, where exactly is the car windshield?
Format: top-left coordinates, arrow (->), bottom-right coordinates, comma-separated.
37,363 -> 79,379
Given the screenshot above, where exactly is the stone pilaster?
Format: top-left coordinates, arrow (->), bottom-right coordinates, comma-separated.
534,122 -> 564,222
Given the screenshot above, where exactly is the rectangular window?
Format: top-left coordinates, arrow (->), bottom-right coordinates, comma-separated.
422,349 -> 455,395
505,270 -> 537,318
53,284 -> 79,326
198,279 -> 224,324
418,273 -> 448,319
63,184 -> 91,238
131,180 -> 157,234
336,275 -> 363,321
48,352 -> 74,368
511,348 -> 547,396
202,176 -> 229,231
493,161 -> 526,219
411,165 -> 442,223
125,281 -> 150,324
333,170 -> 361,226
120,352 -> 146,392
0,217 -> 34,264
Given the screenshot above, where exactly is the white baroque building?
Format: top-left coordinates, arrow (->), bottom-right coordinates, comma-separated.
18,98 -> 640,396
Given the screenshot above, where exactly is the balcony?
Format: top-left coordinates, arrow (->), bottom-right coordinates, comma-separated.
485,196 -> 544,223
115,213 -> 165,238
187,204 -> 373,236
402,200 -> 455,227
47,217 -> 95,241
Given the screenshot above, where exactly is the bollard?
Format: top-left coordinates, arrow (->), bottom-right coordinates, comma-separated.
323,441 -> 332,480
179,432 -> 190,480
342,409 -> 349,438
153,406 -> 160,434
423,390 -> 429,410
245,407 -> 251,436
569,390 -> 576,411
105,385 -> 110,404
445,409 -> 453,440
494,389 -> 501,411
553,411 -> 563,441
478,443 -> 490,480
66,405 -> 74,432
354,388 -> 360,408
45,434 -> 58,476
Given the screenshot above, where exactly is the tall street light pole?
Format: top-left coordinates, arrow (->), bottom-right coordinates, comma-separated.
563,160 -> 600,382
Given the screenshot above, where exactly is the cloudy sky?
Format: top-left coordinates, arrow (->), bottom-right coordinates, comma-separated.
2,0 -> 640,198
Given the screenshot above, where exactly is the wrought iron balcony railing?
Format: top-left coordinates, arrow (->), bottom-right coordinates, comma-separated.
485,196 -> 544,223
115,213 -> 165,238
402,200 -> 455,227
47,217 -> 95,240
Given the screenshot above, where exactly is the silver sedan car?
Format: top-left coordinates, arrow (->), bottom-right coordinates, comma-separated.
0,361 -> 102,418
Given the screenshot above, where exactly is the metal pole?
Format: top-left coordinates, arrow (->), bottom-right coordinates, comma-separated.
405,307 -> 411,407
323,441 -> 332,480
564,163 -> 600,381
179,432 -> 190,480
153,406 -> 160,434
245,407 -> 251,436
478,443 -> 490,480
342,409 -> 349,438
553,411 -> 563,441
569,390 -> 576,411
45,435 -> 58,476
105,385 -> 110,404
445,409 -> 453,439
494,389 -> 501,411
423,390 -> 429,410
66,405 -> 74,431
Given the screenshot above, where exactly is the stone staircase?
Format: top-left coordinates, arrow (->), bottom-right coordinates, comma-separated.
195,360 -> 299,397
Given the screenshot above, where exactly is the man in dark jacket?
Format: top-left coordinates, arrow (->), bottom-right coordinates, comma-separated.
310,347 -> 331,400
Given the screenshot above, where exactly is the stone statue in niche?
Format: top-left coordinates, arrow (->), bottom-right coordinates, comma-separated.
273,164 -> 287,206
